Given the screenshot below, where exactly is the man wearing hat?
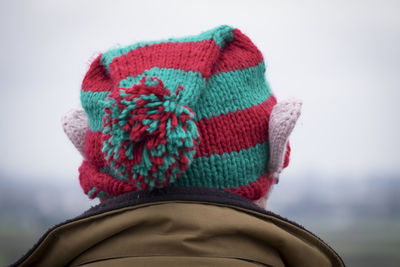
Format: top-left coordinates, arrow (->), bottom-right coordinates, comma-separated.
13,25 -> 344,267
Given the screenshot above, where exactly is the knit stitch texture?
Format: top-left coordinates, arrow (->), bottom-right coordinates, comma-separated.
78,25 -> 290,200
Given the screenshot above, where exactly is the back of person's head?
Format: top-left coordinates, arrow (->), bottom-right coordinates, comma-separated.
62,25 -> 301,208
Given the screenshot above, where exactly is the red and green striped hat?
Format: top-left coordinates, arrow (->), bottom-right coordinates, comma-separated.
77,25 -> 290,201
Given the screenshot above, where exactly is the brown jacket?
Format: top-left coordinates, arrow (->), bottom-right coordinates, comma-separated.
12,187 -> 344,267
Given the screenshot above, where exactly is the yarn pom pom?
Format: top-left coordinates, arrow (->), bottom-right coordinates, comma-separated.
102,76 -> 199,190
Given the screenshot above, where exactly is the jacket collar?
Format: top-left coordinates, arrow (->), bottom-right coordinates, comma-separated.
11,187 -> 345,267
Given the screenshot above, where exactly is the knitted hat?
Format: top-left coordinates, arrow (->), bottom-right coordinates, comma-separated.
62,25 -> 301,201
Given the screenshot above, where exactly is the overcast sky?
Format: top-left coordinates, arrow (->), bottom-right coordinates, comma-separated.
0,0 -> 399,183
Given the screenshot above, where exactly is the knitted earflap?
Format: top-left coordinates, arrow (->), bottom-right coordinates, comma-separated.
268,99 -> 302,180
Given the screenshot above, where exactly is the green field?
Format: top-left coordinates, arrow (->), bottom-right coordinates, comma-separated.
0,220 -> 44,266
301,218 -> 400,267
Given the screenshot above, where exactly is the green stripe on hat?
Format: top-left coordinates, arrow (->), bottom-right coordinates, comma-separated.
81,91 -> 109,132
197,62 -> 271,120
119,62 -> 270,119
119,67 -> 207,107
175,141 -> 269,189
82,63 -> 271,132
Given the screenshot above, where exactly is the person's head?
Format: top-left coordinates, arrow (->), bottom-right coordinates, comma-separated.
62,25 -> 301,209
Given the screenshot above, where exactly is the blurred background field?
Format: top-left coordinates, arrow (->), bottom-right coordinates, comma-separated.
1,172 -> 400,266
1,1 -> 399,266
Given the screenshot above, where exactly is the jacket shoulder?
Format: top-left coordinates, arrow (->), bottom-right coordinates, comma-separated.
12,187 -> 345,267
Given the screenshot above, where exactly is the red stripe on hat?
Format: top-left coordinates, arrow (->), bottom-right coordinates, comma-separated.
196,95 -> 276,157
226,172 -> 275,200
82,55 -> 113,92
79,159 -> 275,200
211,28 -> 264,75
84,130 -> 106,168
82,29 -> 264,93
108,40 -> 220,83
84,95 -> 276,167
107,32 -> 264,83
79,160 -> 137,198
